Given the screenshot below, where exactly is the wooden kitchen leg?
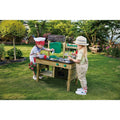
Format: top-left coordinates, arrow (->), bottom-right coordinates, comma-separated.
67,69 -> 71,91
37,63 -> 40,82
52,66 -> 55,78
75,78 -> 78,85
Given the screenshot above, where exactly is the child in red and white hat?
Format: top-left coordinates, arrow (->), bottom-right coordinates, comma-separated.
29,37 -> 54,80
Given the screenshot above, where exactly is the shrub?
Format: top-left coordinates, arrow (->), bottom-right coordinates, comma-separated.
105,46 -> 120,57
112,47 -> 120,57
0,44 -> 5,61
7,48 -> 23,59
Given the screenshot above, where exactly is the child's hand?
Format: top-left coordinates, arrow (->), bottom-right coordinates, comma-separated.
36,53 -> 40,55
51,48 -> 54,51
72,53 -> 76,56
68,56 -> 73,61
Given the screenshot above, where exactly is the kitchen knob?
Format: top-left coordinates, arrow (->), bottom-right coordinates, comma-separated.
64,64 -> 66,67
56,63 -> 59,66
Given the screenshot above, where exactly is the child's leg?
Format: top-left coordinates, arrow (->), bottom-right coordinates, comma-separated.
79,77 -> 87,90
78,68 -> 87,87
77,64 -> 88,91
33,65 -> 43,79
32,71 -> 37,80
33,71 -> 36,76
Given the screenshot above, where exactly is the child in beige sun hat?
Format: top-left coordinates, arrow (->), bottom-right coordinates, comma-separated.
68,36 -> 89,95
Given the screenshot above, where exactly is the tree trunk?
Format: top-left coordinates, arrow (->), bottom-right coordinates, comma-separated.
37,30 -> 39,37
35,24 -> 40,37
91,42 -> 94,46
94,31 -> 96,43
81,22 -> 92,44
109,40 -> 112,47
13,37 -> 16,60
39,21 -> 46,37
109,29 -> 114,47
91,31 -> 97,46
83,29 -> 92,44
39,29 -> 42,37
92,36 -> 94,45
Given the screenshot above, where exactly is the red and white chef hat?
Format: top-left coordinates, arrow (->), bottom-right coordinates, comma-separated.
34,37 -> 45,45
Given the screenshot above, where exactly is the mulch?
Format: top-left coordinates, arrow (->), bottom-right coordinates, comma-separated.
0,57 -> 27,65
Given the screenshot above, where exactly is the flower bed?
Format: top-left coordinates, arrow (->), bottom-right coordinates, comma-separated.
103,44 -> 120,58
28,62 -> 37,74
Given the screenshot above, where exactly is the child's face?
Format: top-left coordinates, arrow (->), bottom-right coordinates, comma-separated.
37,44 -> 44,49
77,45 -> 83,49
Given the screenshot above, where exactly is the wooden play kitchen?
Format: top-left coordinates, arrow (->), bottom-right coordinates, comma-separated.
36,35 -> 78,91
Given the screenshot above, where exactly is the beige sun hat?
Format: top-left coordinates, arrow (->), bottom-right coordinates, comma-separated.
74,36 -> 89,46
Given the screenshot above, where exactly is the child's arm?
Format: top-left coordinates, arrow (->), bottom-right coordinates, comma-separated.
36,52 -> 47,59
68,56 -> 80,64
44,48 -> 54,52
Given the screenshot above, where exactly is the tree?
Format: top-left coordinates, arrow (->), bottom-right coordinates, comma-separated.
105,20 -> 120,46
27,20 -> 76,42
46,20 -> 74,37
0,20 -> 26,60
76,20 -> 109,46
25,20 -> 120,46
27,20 -> 47,37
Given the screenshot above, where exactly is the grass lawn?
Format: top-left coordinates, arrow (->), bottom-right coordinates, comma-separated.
0,45 -> 120,100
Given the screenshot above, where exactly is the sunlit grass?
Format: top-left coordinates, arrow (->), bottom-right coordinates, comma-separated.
0,45 -> 120,100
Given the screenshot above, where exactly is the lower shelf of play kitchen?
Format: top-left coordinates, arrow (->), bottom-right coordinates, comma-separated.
40,71 -> 54,77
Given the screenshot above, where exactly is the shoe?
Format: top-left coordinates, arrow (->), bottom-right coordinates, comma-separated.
77,88 -> 87,93
77,88 -> 83,91
33,75 -> 43,80
75,90 -> 86,95
33,75 -> 37,80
